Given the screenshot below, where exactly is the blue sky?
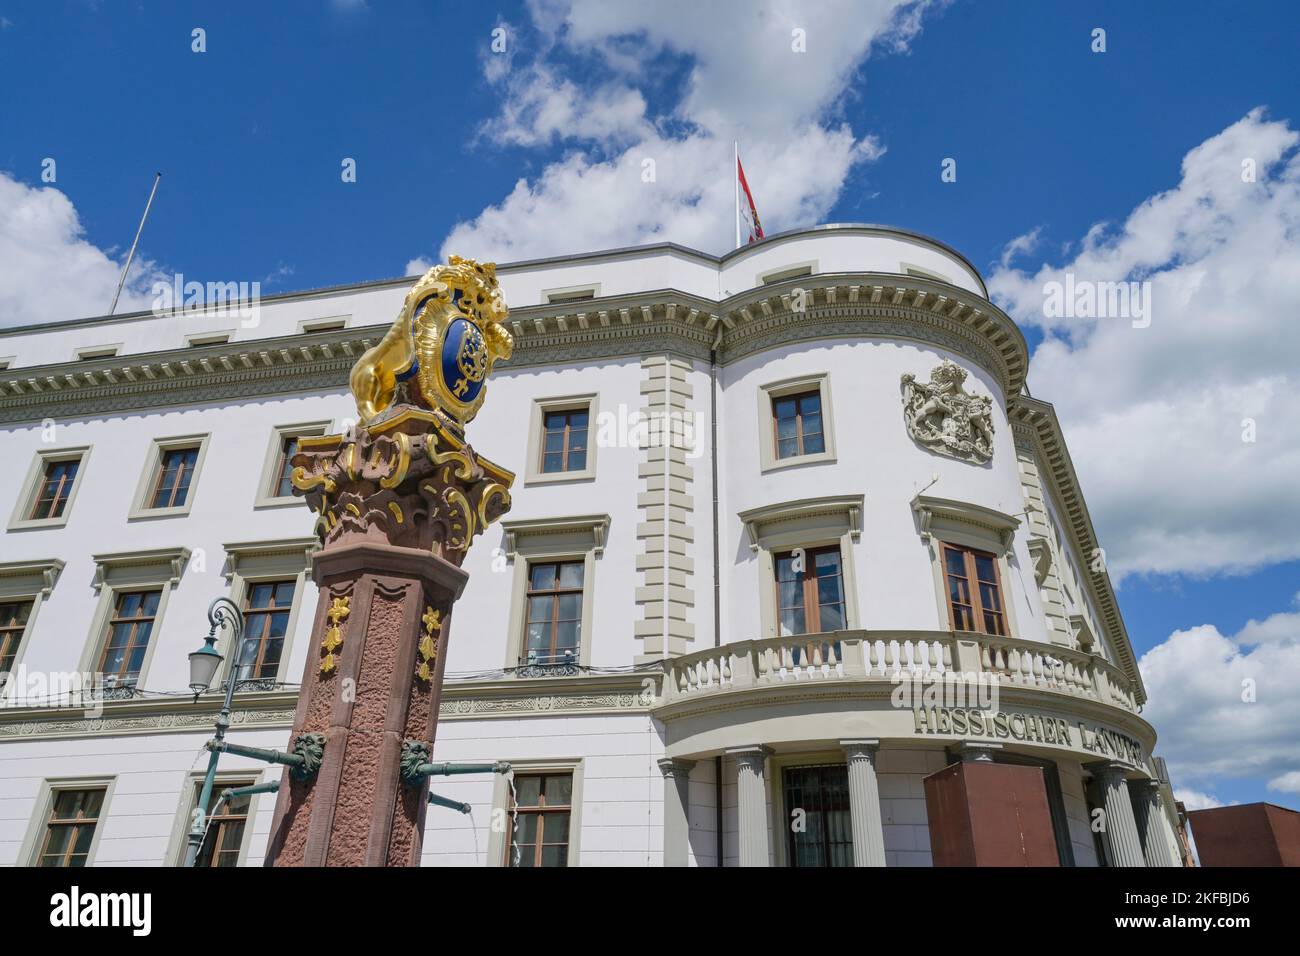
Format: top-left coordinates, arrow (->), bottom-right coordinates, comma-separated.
2,0 -> 1298,811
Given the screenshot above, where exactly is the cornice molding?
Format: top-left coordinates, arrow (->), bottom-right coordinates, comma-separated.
0,557 -> 65,597
500,514 -> 612,558
1008,396 -> 1145,703
0,275 -> 1026,423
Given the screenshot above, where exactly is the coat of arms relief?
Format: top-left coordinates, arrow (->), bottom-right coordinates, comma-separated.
900,360 -> 995,464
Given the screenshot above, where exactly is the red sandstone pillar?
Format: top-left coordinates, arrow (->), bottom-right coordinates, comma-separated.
264,408 -> 512,866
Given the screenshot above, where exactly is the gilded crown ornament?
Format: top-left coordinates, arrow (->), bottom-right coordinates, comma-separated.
349,255 -> 514,427
900,360 -> 995,464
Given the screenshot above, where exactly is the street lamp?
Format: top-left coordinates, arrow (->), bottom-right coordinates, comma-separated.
183,596 -> 244,867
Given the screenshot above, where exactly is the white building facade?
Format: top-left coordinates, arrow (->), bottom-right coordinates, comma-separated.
0,224 -> 1181,867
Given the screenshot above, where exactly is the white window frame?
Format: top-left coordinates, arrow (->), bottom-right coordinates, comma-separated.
757,261 -> 817,286
912,495 -> 1022,638
165,769 -> 267,867
524,393 -> 598,485
758,373 -> 837,473
487,758 -> 584,868
8,445 -> 91,531
217,537 -> 317,690
541,283 -> 600,305
19,776 -> 118,867
129,433 -> 211,520
0,559 -> 64,688
739,495 -> 863,639
500,515 -> 609,672
255,421 -> 332,508
79,547 -> 190,693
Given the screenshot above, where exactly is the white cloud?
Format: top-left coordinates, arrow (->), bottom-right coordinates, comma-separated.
0,172 -> 165,329
1175,788 -> 1234,812
989,109 -> 1300,580
1138,612 -> 1300,799
428,0 -> 929,264
1268,770 -> 1300,795
1233,592 -> 1300,645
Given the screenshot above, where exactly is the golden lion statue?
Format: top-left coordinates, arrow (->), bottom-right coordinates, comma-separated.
349,256 -> 513,426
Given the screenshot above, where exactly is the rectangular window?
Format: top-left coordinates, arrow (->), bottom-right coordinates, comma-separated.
150,446 -> 200,509
943,544 -> 1006,635
0,600 -> 33,673
192,781 -> 254,867
98,589 -> 161,689
234,580 -> 296,685
28,457 -> 81,520
37,788 -> 105,867
272,436 -> 300,498
775,546 -> 845,636
783,765 -> 852,867
772,390 -> 825,460
507,773 -> 572,867
540,409 -> 589,474
522,561 -> 584,667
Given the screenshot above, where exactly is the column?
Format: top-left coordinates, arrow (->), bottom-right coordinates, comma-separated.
264,411 -> 512,866
728,746 -> 771,867
840,739 -> 886,867
1088,761 -> 1147,867
658,758 -> 695,867
1130,779 -> 1179,867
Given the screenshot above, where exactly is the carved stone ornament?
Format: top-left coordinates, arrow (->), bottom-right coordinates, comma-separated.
900,360 -> 995,464
289,407 -> 514,560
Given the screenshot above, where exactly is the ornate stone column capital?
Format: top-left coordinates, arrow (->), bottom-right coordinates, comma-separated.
657,757 -> 697,779
952,742 -> 1003,763
839,738 -> 881,760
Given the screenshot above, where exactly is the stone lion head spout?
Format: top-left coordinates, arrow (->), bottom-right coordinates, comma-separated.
348,255 -> 513,427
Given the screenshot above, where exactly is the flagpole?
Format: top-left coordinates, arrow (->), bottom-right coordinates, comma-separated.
734,141 -> 741,249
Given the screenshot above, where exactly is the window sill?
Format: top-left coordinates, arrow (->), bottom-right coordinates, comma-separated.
523,468 -> 597,486
6,516 -> 70,532
127,505 -> 193,521
760,451 -> 838,475
252,496 -> 306,510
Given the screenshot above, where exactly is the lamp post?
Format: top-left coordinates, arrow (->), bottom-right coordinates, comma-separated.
183,596 -> 245,867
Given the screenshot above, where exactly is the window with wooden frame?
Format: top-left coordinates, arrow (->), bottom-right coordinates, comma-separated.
771,390 -> 825,460
192,780 -> 254,867
149,446 -> 200,509
943,544 -> 1007,635
97,589 -> 161,689
37,788 -> 105,867
540,408 -> 589,474
507,773 -> 573,867
271,436 -> 301,499
0,600 -> 33,674
27,457 -> 81,521
522,561 -> 584,667
775,546 -> 845,636
232,580 -> 296,686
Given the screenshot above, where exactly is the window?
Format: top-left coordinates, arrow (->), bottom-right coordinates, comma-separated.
75,345 -> 120,360
234,580 -> 296,685
186,332 -> 232,347
28,458 -> 80,521
150,446 -> 200,509
943,544 -> 1006,635
97,589 -> 161,691
272,436 -> 301,498
507,773 -> 573,867
0,600 -> 33,674
543,284 -> 599,304
772,390 -> 825,460
757,375 -> 836,471
192,781 -> 254,867
782,765 -> 852,867
298,317 -> 348,333
759,263 -> 815,285
541,409 -> 589,474
775,546 -> 845,636
37,789 -> 105,867
523,561 -> 584,667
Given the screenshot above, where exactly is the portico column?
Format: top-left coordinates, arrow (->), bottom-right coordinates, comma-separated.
1130,779 -> 1179,867
658,758 -> 695,867
1088,761 -> 1147,867
840,739 -> 886,867
728,746 -> 771,867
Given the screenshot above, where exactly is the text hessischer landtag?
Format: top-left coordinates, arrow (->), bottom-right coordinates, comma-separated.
912,706 -> 1144,765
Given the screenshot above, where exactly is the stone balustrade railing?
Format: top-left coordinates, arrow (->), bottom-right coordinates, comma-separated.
658,629 -> 1139,714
